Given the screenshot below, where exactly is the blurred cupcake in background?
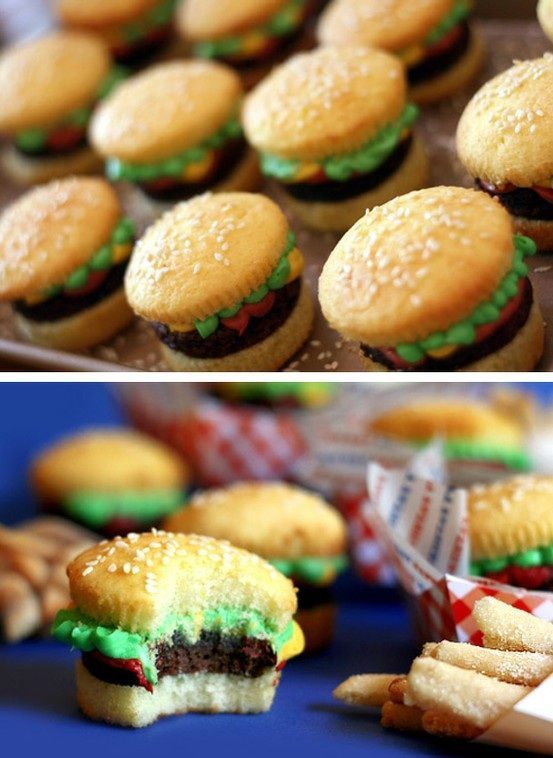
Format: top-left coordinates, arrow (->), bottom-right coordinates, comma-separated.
212,382 -> 338,409
31,428 -> 190,537
165,482 -> 348,651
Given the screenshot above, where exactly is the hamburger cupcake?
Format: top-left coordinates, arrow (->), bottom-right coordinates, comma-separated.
124,192 -> 313,371
317,0 -> 483,105
242,46 -> 427,232
0,178 -> 135,351
52,531 -> 304,726
164,482 -> 348,652
457,54 -> 553,253
176,0 -> 319,88
469,476 -> 553,591
538,0 -> 553,45
318,186 -> 544,372
213,381 -> 337,409
56,0 -> 178,65
370,398 -> 529,472
90,60 -> 259,202
31,429 -> 189,536
0,32 -> 125,185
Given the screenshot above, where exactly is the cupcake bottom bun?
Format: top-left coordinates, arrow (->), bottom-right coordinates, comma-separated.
158,278 -> 314,372
52,532 -> 303,727
1,144 -> 102,185
283,133 -> 428,233
14,286 -> 133,351
360,298 -> 544,373
296,604 -> 336,654
409,26 -> 484,105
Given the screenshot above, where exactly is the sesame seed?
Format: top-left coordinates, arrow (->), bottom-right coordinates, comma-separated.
107,563 -> 117,573
82,567 -> 93,576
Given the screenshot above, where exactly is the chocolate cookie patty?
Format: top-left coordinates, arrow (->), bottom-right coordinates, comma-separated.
283,135 -> 413,204
152,277 -> 301,359
362,277 -> 533,372
477,181 -> 553,223
15,133 -> 88,160
13,260 -> 128,323
408,21 -> 470,85
296,583 -> 333,611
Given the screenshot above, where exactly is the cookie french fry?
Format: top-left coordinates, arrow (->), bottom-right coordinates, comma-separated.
388,676 -> 407,704
0,572 -> 41,643
425,639 -> 553,686
381,701 -> 424,731
333,674 -> 401,708
406,657 -> 530,730
19,516 -> 96,547
474,597 -> 553,655
422,710 -> 483,740
7,550 -> 49,589
0,526 -> 59,561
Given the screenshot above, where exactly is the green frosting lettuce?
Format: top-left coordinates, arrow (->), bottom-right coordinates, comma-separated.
260,103 -> 420,183
39,217 -> 135,302
106,115 -> 242,182
441,439 -> 530,471
271,555 -> 348,584
194,229 -> 297,338
425,0 -> 471,46
63,489 -> 186,530
470,543 -> 553,577
395,234 -> 537,364
194,0 -> 308,59
123,0 -> 178,43
52,607 -> 293,686
15,67 -> 128,154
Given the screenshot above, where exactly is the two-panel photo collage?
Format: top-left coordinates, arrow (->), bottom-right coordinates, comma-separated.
1,1 -> 553,756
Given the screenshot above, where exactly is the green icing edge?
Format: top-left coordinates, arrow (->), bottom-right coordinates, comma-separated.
62,489 -> 186,530
412,438 -> 530,472
225,382 -> 336,404
271,555 -> 348,584
52,607 -> 293,686
395,234 -> 537,364
194,229 -> 297,338
122,0 -> 178,43
15,66 -> 128,153
424,0 -> 471,46
260,103 -> 420,182
106,115 -> 242,182
470,542 -> 553,576
39,217 -> 135,301
194,0 -> 308,59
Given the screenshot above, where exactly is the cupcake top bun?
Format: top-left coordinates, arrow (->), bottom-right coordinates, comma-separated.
56,0 -> 160,27
67,530 -> 297,633
242,46 -> 406,162
0,178 -> 121,301
31,429 -> 188,503
371,399 -> 523,448
317,0 -> 453,52
90,61 -> 242,164
456,54 -> 553,187
538,0 -> 553,41
319,187 -> 514,345
178,0 -> 288,40
469,476 -> 553,560
125,192 -> 289,326
164,482 -> 348,558
0,32 -> 110,134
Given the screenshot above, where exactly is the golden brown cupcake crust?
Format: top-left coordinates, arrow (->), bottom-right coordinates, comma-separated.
469,476 -> 553,559
318,187 -> 515,345
31,429 -> 188,503
125,192 -> 289,325
0,178 -> 122,300
56,0 -> 160,28
0,32 -> 110,133
317,0 -> 453,52
177,0 -> 288,40
456,54 -> 553,187
164,482 -> 348,558
90,61 -> 243,164
243,47 -> 406,162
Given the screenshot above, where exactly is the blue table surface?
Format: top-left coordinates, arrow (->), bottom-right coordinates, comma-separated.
0,383 -> 548,756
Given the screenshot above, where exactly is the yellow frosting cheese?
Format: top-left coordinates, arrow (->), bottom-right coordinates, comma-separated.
278,620 -> 305,662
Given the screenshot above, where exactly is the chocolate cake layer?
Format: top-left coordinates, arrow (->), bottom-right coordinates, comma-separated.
297,583 -> 333,611
113,25 -> 172,66
152,278 -> 301,359
282,136 -> 413,204
13,260 -> 128,323
362,277 -> 533,372
139,138 -> 248,201
407,21 -> 470,85
477,181 -> 553,223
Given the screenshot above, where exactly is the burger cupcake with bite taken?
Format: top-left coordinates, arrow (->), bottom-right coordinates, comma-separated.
243,46 -> 427,232
90,60 -> 258,202
457,54 -> 553,253
0,32 -> 125,185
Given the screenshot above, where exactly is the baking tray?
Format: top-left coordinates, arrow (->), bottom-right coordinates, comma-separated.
0,8 -> 551,371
